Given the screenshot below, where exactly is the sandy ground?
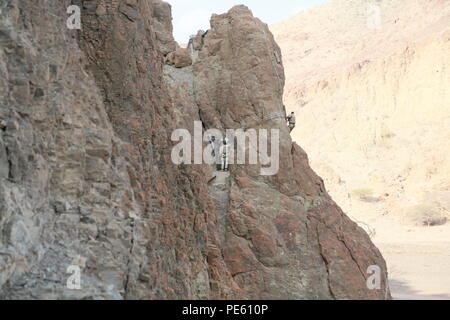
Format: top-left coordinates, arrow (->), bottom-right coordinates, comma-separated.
367,217 -> 450,300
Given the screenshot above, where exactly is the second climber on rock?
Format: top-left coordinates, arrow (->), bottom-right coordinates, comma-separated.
220,137 -> 229,171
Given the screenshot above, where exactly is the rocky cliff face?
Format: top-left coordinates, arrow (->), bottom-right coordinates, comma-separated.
0,0 -> 389,299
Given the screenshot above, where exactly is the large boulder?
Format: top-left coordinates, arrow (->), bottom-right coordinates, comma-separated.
165,48 -> 193,68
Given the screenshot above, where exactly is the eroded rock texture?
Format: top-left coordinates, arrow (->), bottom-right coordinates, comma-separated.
0,0 -> 390,299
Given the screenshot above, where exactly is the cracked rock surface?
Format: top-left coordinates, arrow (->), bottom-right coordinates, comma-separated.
0,0 -> 390,299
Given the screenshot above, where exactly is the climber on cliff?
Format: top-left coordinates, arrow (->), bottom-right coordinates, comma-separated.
220,137 -> 229,172
286,112 -> 296,132
208,135 -> 216,158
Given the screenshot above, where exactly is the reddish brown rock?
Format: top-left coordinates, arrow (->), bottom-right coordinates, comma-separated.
166,4 -> 390,299
165,48 -> 193,68
0,1 -> 390,300
223,237 -> 259,276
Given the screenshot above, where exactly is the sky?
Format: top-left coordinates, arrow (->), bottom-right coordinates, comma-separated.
167,0 -> 331,43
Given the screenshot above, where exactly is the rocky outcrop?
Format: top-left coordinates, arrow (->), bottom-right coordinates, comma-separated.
0,0 -> 390,299
165,48 -> 192,68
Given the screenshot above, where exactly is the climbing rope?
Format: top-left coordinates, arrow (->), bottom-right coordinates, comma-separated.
242,111 -> 286,130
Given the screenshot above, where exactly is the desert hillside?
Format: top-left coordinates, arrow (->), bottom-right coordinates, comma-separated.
272,0 -> 450,299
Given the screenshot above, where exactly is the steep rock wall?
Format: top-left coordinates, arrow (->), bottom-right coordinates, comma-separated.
0,0 -> 390,299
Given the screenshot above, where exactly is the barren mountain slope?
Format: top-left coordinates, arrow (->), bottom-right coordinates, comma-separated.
272,0 -> 450,298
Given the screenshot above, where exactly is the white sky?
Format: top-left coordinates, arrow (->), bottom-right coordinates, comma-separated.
167,0 -> 331,43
